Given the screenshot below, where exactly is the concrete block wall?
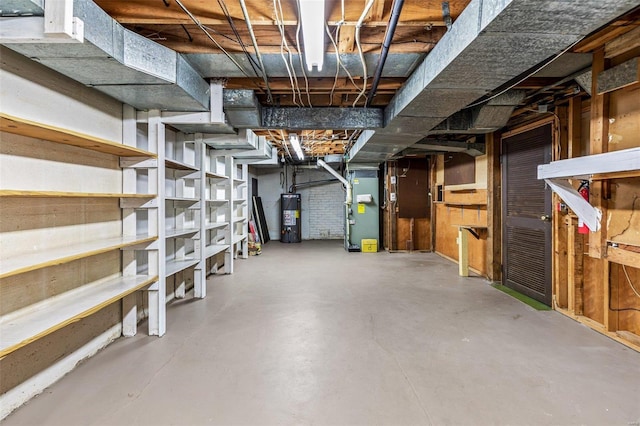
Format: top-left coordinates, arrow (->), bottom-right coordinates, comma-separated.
251,167 -> 344,241
308,182 -> 344,240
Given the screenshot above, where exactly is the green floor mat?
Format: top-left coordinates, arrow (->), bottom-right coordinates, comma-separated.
491,284 -> 552,311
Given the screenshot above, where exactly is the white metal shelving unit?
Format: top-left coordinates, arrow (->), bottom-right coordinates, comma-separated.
195,141 -> 230,296
226,156 -> 249,273
0,112 -> 159,355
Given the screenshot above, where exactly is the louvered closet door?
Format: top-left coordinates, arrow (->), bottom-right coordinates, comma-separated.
502,124 -> 553,306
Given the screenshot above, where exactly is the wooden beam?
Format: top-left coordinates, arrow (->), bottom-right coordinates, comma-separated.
606,245 -> 640,268
338,25 -> 356,53
588,48 -> 609,259
605,25 -> 640,59
457,226 -> 469,277
553,106 -> 569,308
370,0 -> 386,22
486,132 -> 501,282
568,96 -> 582,159
604,260 -> 618,332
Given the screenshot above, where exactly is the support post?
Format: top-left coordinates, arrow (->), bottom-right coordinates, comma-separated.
458,227 -> 469,277
148,110 -> 166,337
486,132 -> 502,281
589,48 -> 609,259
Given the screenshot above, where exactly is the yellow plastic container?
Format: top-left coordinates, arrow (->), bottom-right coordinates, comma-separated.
361,239 -> 378,253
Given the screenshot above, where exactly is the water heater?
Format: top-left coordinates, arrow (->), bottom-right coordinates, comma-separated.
281,193 -> 301,243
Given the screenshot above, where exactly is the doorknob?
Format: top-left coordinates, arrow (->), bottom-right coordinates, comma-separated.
540,215 -> 551,222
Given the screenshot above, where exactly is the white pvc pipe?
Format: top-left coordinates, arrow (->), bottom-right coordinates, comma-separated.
317,159 -> 352,204
317,159 -> 353,247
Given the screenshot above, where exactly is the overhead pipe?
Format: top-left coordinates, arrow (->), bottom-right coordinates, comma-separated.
317,158 -> 353,247
365,0 -> 405,107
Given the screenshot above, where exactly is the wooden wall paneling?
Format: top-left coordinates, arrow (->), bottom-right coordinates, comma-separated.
486,132 -> 502,282
430,155 -> 439,251
434,203 -> 488,275
566,216 -> 585,315
604,260 -> 617,332
607,177 -> 640,247
444,153 -> 476,185
609,85 -> 640,151
615,263 -> 640,335
582,256 -> 604,324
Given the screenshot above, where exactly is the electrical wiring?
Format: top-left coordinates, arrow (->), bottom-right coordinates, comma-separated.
278,0 -> 304,106
273,0 -> 303,106
295,0 -> 313,107
173,0 -> 254,81
239,0 -> 273,103
352,0 -> 375,107
325,24 -> 362,92
217,0 -> 262,78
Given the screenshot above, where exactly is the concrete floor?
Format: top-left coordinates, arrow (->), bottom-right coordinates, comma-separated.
5,240 -> 640,425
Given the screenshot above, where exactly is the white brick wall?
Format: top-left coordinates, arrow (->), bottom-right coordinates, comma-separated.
308,181 -> 344,239
251,167 -> 344,241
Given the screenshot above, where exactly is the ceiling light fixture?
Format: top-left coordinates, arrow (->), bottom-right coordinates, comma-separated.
290,133 -> 305,160
299,0 -> 325,71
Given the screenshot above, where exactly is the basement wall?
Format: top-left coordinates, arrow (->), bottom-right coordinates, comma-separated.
0,47 -> 125,418
433,153 -> 489,276
254,167 -> 345,242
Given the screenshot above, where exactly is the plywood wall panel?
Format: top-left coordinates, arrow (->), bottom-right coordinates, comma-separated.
396,218 -> 431,251
608,85 -> 640,151
582,257 -> 605,325
608,178 -> 640,247
611,263 -> 640,334
434,204 -> 487,275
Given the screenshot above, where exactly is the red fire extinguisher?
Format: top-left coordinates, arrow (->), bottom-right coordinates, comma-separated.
578,180 -> 589,234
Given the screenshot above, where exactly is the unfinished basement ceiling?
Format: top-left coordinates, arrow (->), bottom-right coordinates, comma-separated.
90,0 -> 469,158
3,1 -> 638,161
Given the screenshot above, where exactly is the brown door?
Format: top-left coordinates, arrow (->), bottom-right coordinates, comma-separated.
502,124 -> 553,306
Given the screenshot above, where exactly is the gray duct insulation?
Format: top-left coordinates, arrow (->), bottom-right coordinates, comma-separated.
348,0 -> 639,162
0,0 -> 210,111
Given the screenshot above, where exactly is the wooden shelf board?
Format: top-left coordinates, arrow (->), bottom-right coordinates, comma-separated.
205,244 -> 229,258
165,257 -> 199,277
444,202 -> 487,207
165,158 -> 199,171
165,228 -> 200,239
0,190 -> 154,198
0,235 -> 156,279
0,275 -> 157,357
206,222 -> 229,230
0,113 -> 156,158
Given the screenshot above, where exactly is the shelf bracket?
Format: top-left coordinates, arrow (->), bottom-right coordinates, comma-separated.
544,178 -> 602,232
